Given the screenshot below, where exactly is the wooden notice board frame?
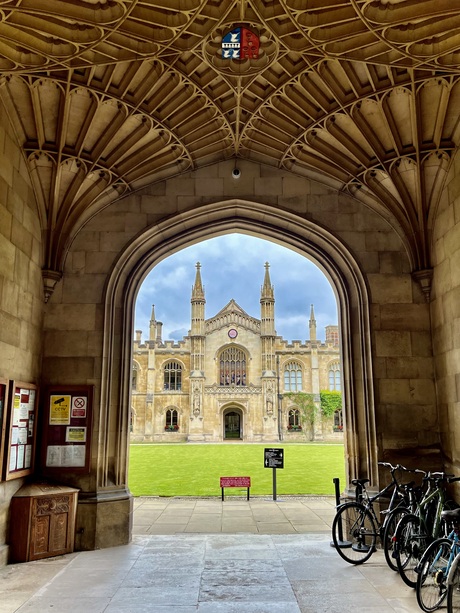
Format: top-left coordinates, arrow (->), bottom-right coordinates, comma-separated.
4,381 -> 39,481
0,379 -> 10,480
41,385 -> 93,476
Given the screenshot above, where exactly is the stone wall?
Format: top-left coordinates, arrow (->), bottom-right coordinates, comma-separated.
432,148 -> 460,476
0,100 -> 44,564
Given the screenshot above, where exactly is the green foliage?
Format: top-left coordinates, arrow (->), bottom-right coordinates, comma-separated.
285,391 -> 319,440
128,443 -> 345,497
320,391 -> 342,417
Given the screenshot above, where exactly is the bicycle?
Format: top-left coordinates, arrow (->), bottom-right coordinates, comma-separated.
415,506 -> 460,612
393,472 -> 458,588
446,546 -> 460,612
331,462 -> 419,566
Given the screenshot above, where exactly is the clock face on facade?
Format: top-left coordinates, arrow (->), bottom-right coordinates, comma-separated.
228,328 -> 238,339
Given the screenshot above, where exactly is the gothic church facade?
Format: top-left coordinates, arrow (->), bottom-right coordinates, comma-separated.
131,263 -> 341,443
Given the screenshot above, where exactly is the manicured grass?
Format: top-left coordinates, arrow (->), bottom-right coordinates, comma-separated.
128,443 -> 345,497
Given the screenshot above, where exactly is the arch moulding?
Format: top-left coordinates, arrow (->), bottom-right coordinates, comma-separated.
100,199 -> 377,503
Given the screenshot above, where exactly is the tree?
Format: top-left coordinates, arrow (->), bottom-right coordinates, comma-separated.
284,392 -> 319,441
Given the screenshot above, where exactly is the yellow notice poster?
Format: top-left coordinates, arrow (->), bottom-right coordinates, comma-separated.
49,395 -> 71,425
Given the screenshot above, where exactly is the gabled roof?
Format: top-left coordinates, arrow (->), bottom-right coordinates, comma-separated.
211,299 -> 253,320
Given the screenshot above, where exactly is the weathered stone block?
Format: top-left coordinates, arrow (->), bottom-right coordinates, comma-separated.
196,178 -> 224,197
282,176 -> 311,197
368,274 -> 412,304
11,218 -> 33,257
44,304 -> 97,331
380,303 -> 430,330
378,378 -> 410,403
375,330 -> 411,356
386,356 -> 433,379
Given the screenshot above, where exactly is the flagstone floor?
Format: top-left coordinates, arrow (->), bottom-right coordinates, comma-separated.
0,497 -> 422,612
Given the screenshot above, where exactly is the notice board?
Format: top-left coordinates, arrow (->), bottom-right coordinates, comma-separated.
0,379 -> 10,479
41,385 -> 93,475
4,381 -> 38,480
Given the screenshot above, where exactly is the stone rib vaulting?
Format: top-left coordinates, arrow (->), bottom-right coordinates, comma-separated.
0,0 -> 460,560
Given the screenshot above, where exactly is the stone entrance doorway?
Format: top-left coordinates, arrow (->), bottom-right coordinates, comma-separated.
224,410 -> 242,440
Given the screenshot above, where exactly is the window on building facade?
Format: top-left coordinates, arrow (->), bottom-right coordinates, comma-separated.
164,361 -> 182,390
165,408 -> 179,430
334,409 -> 343,431
219,347 -> 247,386
288,408 -> 302,430
328,361 -> 341,391
132,362 -> 139,391
284,361 -> 302,391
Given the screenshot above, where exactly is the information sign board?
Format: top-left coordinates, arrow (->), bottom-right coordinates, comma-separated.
264,448 -> 284,469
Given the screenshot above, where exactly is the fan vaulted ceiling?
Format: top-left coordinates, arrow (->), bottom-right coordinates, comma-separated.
0,0 -> 459,287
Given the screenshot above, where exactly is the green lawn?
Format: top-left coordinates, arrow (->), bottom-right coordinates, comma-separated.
128,443 -> 345,497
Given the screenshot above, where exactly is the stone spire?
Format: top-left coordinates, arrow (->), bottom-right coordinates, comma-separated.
261,261 -> 274,301
190,262 -> 205,370
192,261 -> 205,301
149,303 -> 163,343
260,262 -> 275,372
309,303 -> 317,342
149,304 -> 156,341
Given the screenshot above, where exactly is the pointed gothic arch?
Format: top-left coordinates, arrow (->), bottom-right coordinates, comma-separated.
100,199 -> 375,506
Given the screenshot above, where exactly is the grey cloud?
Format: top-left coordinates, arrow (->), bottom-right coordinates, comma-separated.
135,234 -> 337,342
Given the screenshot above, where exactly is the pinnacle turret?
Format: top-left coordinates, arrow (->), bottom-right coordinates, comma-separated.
261,261 -> 274,301
192,262 -> 205,302
309,303 -> 317,341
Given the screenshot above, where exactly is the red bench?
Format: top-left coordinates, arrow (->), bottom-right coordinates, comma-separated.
220,476 -> 251,501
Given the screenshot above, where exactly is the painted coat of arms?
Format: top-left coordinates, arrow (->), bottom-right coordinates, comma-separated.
222,27 -> 260,60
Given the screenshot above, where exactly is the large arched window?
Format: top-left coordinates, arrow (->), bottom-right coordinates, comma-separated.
164,361 -> 182,391
284,361 -> 302,391
219,347 -> 247,386
328,361 -> 341,391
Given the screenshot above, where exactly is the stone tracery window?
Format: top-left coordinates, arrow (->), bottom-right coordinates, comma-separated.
328,361 -> 341,391
165,408 -> 178,430
288,408 -> 301,429
164,361 -> 182,391
219,347 -> 247,386
132,362 -> 139,391
284,361 -> 302,391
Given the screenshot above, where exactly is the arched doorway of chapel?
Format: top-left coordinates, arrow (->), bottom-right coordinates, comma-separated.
223,408 -> 243,440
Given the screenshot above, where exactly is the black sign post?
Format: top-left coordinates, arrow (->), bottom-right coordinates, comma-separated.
264,448 -> 284,501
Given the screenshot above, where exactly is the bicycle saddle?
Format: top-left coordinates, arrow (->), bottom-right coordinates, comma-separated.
351,478 -> 370,487
441,507 -> 460,521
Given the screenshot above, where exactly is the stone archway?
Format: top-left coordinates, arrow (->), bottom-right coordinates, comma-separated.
100,199 -> 375,540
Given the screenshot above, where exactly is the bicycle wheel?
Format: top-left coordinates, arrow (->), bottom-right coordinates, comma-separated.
416,537 -> 451,612
383,506 -> 409,572
395,513 -> 429,587
447,555 -> 460,613
331,502 -> 377,565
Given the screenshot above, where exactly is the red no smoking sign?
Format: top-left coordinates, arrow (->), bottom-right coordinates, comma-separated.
72,396 -> 87,417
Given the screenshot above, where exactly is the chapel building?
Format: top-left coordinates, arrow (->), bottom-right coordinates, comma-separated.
131,263 -> 342,442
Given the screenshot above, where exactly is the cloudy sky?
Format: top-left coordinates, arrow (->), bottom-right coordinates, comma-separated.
134,234 -> 338,343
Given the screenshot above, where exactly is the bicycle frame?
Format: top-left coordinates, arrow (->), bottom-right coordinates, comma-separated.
413,476 -> 449,541
347,463 -> 415,538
